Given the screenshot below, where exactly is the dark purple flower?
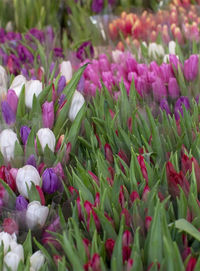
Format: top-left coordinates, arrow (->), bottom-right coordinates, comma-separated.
77,76 -> 85,92
57,76 -> 66,94
17,44 -> 34,63
175,96 -> 190,120
92,0 -> 104,13
6,90 -> 18,113
76,41 -> 94,61
15,195 -> 28,211
7,54 -> 20,75
58,94 -> 66,105
26,154 -> 37,168
42,168 -> 60,194
20,126 -> 31,145
54,48 -> 64,58
1,101 -> 16,125
25,28 -> 44,43
160,99 -> 171,115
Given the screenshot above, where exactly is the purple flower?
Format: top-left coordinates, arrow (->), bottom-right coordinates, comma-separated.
54,48 -> 64,58
20,126 -> 31,145
45,26 -> 54,44
77,76 -> 85,92
160,99 -> 171,115
17,44 -> 34,63
76,41 -> 94,61
15,195 -> 28,211
1,101 -> 16,125
57,76 -> 66,94
42,168 -> 60,194
184,55 -> 199,81
168,77 -> 180,99
6,90 -> 18,113
26,154 -> 37,168
92,0 -> 104,13
25,28 -> 44,43
152,78 -> 167,101
58,94 -> 66,106
174,96 -> 190,120
42,101 -> 54,129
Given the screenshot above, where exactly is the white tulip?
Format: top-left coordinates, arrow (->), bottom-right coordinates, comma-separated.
16,165 -> 41,198
163,54 -> 179,63
25,80 -> 42,108
36,128 -> 56,152
3,251 -> 21,271
0,66 -> 7,98
112,50 -> 123,63
9,242 -> 24,262
9,75 -> 27,97
26,201 -> 49,229
168,40 -> 176,55
0,129 -> 18,162
68,90 -> 85,122
148,43 -> 165,59
60,61 -> 72,82
0,232 -> 16,254
30,251 -> 45,271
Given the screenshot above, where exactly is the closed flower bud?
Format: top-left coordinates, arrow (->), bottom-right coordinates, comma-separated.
26,201 -> 49,229
16,165 -> 41,198
168,77 -> 180,98
184,54 -> 199,81
0,129 -> 18,162
30,251 -> 45,271
3,218 -> 18,235
0,231 -> 16,254
60,61 -> 72,82
42,101 -> 54,129
25,80 -> 42,108
0,65 -> 7,98
36,128 -> 56,152
1,101 -> 16,125
20,126 -> 31,145
3,251 -> 22,271
15,195 -> 28,211
68,90 -> 85,122
6,90 -> 18,113
42,168 -> 60,194
9,75 -> 27,97
168,40 -> 176,55
57,76 -> 66,94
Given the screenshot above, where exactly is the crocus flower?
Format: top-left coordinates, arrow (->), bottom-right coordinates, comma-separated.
16,165 -> 41,198
15,195 -> 28,211
25,80 -> 42,108
184,54 -> 199,81
26,201 -> 49,229
42,168 -> 60,194
0,129 -> 18,162
42,101 -> 54,129
1,101 -> 16,125
36,128 -> 56,152
20,126 -> 31,145
9,75 -> 27,97
30,251 -> 45,271
68,90 -> 85,122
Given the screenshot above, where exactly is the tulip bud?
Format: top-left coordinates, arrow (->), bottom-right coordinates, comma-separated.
168,77 -> 180,98
122,230 -> 133,247
168,40 -> 176,55
3,218 -> 18,235
90,253 -> 101,271
26,201 -> 49,229
0,129 -> 18,162
105,239 -> 115,259
26,154 -> 37,168
186,256 -> 196,271
104,143 -> 114,164
25,80 -> 42,108
16,165 -> 41,198
0,231 -> 16,254
68,90 -> 85,122
30,251 -> 45,271
9,75 -> 27,97
0,166 -> 16,191
1,101 -> 16,125
36,128 -> 56,152
0,65 -> 7,98
6,90 -> 18,113
20,126 -> 31,145
184,55 -> 199,81
57,76 -> 66,94
42,101 -> 54,129
174,96 -> 190,120
42,168 -> 60,194
160,99 -> 171,115
15,195 -> 28,211
3,251 -> 22,271
60,61 -> 72,82
130,191 -> 140,203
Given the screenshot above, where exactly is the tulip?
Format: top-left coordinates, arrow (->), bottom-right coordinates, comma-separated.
36,128 -> 56,152
16,165 -> 41,198
152,78 -> 167,101
137,155 -> 148,183
60,61 -> 72,82
25,80 -> 42,108
3,251 -> 22,271
104,143 -> 114,164
160,99 -> 171,115
148,43 -> 165,59
122,230 -> 133,247
1,101 -> 16,125
30,251 -> 45,271
20,126 -> 31,145
91,0 -> 103,13
105,239 -> 115,259
15,195 -> 28,211
168,40 -> 176,55
184,54 -> 199,81
0,166 -> 16,191
26,201 -> 49,229
9,75 -> 27,97
42,168 -> 60,194
42,101 -> 54,129
186,257 -> 196,271
26,154 -> 37,168
0,129 -> 18,162
0,231 -> 16,254
130,191 -> 140,203
6,90 -> 18,113
68,90 -> 85,122
57,76 -> 66,94
9,242 -> 24,262
112,50 -> 123,63
168,77 -> 180,98
174,96 -> 190,120
0,65 -> 7,98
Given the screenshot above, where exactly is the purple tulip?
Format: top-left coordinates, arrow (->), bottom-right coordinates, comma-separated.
1,101 -> 16,125
15,195 -> 28,211
76,41 -> 94,61
160,99 -> 171,115
6,89 -> 18,113
25,28 -> 44,43
45,26 -> 54,44
135,76 -> 148,96
174,96 -> 190,120
42,101 -> 54,129
92,0 -> 104,13
58,94 -> 66,106
169,55 -> 182,73
17,44 -> 34,63
26,154 -> 37,168
20,126 -> 31,145
184,55 -> 199,81
77,75 -> 85,92
168,77 -> 180,99
159,64 -> 173,83
42,168 -> 60,194
57,76 -> 66,94
152,78 -> 167,101
54,48 -> 64,58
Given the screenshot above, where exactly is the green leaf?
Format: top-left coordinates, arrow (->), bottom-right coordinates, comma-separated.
16,85 -> 26,120
13,141 -> 24,168
38,84 -> 52,105
0,179 -> 16,206
173,219 -> 200,242
95,209 -> 117,239
23,230 -> 32,259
